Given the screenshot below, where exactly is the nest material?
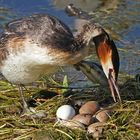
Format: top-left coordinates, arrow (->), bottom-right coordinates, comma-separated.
0,75 -> 140,140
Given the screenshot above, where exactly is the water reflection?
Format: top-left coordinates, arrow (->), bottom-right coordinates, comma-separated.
52,0 -> 120,13
52,0 -> 101,12
0,0 -> 139,75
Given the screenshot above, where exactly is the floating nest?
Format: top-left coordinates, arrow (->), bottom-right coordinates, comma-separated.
0,74 -> 140,140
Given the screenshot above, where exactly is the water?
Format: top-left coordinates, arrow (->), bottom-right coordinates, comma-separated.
0,0 -> 140,75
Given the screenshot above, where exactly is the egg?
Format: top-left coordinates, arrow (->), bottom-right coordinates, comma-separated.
79,101 -> 100,115
56,105 -> 76,120
59,120 -> 85,130
72,114 -> 93,126
95,110 -> 111,122
88,122 -> 104,138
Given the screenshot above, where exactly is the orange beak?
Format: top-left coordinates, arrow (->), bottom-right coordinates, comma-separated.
93,33 -> 121,102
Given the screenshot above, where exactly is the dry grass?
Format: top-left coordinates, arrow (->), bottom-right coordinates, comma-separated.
0,74 -> 140,140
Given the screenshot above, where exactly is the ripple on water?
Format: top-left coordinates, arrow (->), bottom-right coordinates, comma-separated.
0,0 -> 139,75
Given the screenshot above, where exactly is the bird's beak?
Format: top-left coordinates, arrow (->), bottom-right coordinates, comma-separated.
93,33 -> 121,102
108,69 -> 121,102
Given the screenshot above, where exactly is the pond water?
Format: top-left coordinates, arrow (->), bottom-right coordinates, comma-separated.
0,0 -> 140,75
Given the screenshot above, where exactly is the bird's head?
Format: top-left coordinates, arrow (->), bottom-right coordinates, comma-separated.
93,31 -> 121,102
77,22 -> 121,102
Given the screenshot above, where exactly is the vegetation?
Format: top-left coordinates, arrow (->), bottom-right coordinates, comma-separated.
0,73 -> 140,140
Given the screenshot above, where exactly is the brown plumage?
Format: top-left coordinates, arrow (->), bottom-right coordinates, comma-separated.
65,4 -> 121,102
0,13 -> 120,114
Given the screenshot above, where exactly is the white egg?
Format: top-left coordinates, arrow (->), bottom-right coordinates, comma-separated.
56,105 -> 76,120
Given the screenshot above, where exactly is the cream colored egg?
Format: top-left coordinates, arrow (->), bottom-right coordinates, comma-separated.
95,110 -> 111,122
59,120 -> 85,130
79,101 -> 100,115
72,114 -> 93,126
56,105 -> 76,120
88,122 -> 104,138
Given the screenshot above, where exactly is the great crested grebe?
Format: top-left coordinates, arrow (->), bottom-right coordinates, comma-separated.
0,13 -> 120,113
66,4 -> 121,102
75,60 -> 108,87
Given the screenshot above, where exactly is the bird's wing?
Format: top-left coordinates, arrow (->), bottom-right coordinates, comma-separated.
0,33 -> 10,66
0,32 -> 26,66
5,14 -> 76,52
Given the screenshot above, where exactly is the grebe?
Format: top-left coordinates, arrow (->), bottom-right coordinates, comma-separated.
66,4 -> 121,102
75,60 -> 108,87
0,13 -> 120,113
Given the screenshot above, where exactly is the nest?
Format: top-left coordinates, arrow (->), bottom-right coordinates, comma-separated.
0,74 -> 140,140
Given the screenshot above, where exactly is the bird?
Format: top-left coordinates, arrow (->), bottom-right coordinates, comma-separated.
73,21 -> 121,102
74,60 -> 121,102
0,13 -> 121,114
74,60 -> 108,87
65,4 -> 121,102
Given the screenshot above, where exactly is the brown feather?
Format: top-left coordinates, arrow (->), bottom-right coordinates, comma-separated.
0,33 -> 26,66
97,41 -> 112,64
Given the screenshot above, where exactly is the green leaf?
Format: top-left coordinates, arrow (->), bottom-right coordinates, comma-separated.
61,75 -> 68,94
